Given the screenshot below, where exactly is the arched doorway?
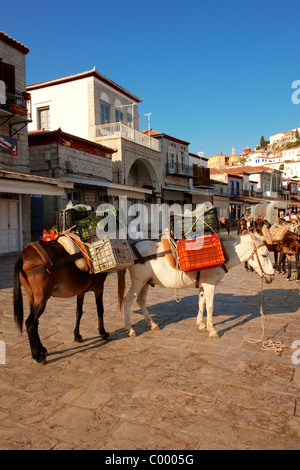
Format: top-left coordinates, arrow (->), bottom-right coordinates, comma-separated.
126,158 -> 158,191
126,158 -> 160,238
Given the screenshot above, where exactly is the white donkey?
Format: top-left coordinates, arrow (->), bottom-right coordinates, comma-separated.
117,230 -> 274,338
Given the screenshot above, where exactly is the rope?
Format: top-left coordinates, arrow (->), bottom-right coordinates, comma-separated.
167,234 -> 182,302
245,276 -> 284,356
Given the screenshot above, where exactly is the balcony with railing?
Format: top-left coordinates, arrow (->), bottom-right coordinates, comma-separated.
166,162 -> 194,177
95,122 -> 160,152
0,89 -> 32,124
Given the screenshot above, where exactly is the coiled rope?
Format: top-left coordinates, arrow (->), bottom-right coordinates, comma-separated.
244,276 -> 284,356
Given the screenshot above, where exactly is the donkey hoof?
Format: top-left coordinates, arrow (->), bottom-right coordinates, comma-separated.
101,331 -> 110,340
198,323 -> 206,332
129,328 -> 137,337
209,331 -> 220,339
74,334 -> 83,343
35,353 -> 47,364
151,322 -> 159,331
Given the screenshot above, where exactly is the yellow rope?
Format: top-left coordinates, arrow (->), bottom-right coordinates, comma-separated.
245,277 -> 284,356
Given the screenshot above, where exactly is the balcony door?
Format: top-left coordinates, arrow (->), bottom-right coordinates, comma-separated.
0,62 -> 15,92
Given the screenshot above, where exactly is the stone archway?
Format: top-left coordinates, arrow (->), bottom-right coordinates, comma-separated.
126,158 -> 159,191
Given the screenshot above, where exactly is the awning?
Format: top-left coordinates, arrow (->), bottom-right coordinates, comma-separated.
0,170 -> 73,196
192,193 -> 212,204
162,186 -> 213,202
213,195 -> 229,208
108,183 -> 152,200
162,185 -> 213,195
66,177 -> 152,200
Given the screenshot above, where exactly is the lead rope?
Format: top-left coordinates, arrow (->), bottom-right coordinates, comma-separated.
245,276 -> 284,356
167,235 -> 182,303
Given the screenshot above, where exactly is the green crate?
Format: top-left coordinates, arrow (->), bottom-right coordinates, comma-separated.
171,207 -> 219,239
56,208 -> 92,233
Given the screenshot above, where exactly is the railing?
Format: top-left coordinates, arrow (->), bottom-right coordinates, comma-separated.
214,187 -> 264,197
95,122 -> 160,151
166,162 -> 194,177
2,89 -> 31,119
241,189 -> 263,197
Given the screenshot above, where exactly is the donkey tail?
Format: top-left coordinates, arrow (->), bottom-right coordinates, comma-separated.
13,255 -> 24,333
117,269 -> 126,310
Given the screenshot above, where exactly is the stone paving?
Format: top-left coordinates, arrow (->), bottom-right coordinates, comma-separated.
0,250 -> 300,450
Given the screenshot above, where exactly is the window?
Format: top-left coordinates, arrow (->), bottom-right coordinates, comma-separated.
179,151 -> 185,171
38,107 -> 50,130
100,101 -> 110,124
168,148 -> 176,172
127,114 -> 133,127
230,180 -> 235,195
115,110 -> 123,123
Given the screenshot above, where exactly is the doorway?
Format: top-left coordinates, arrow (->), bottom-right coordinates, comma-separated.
0,200 -> 19,254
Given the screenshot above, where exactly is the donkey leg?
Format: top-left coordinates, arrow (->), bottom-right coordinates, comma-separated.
197,288 -> 206,332
95,290 -> 109,340
286,255 -> 292,281
296,254 -> 300,281
203,284 -> 219,338
74,293 -> 84,342
278,252 -> 283,273
25,303 -> 47,363
137,284 -> 159,331
123,281 -> 145,336
273,250 -> 278,269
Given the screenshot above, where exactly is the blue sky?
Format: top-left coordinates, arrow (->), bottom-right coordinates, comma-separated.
2,0 -> 300,157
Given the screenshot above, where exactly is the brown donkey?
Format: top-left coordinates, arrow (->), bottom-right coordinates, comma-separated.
277,231 -> 300,281
13,240 -> 108,363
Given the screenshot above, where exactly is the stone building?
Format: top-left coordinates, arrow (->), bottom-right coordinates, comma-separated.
142,130 -> 213,206
28,128 -> 116,234
27,68 -> 162,204
0,32 -> 72,254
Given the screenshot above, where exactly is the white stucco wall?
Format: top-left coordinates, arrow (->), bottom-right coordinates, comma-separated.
28,78 -> 91,139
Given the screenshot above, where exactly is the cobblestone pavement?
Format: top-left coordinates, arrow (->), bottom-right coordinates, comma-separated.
0,250 -> 300,450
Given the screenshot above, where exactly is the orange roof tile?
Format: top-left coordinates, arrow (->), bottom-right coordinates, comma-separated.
0,31 -> 30,54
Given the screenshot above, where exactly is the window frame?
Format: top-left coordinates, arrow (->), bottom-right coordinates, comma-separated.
100,101 -> 110,124
37,106 -> 50,130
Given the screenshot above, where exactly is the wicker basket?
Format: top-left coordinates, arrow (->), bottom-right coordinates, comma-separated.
86,238 -> 134,274
269,225 -> 289,243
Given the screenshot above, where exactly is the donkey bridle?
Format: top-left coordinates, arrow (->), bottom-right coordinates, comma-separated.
244,233 -> 270,277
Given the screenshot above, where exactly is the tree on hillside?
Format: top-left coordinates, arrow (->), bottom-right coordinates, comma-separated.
259,135 -> 268,149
